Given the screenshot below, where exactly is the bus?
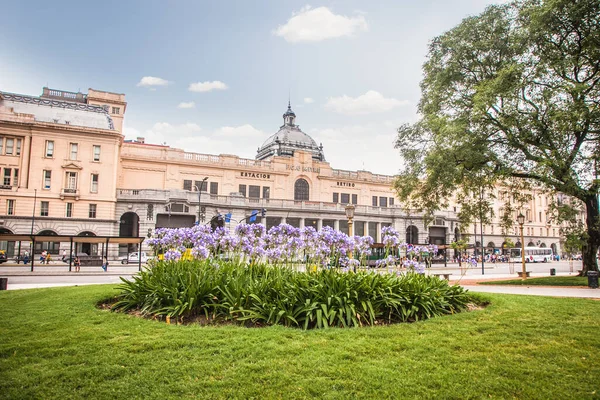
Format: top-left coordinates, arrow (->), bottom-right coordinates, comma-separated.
510,247 -> 553,263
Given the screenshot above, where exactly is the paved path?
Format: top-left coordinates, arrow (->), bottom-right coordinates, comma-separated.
1,260 -> 598,298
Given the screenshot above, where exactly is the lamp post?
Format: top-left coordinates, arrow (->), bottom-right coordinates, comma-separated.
31,189 -> 37,234
345,204 -> 355,270
517,213 -> 527,280
194,177 -> 209,225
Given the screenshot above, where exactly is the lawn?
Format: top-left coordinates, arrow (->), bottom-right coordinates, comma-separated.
479,276 -> 589,286
0,285 -> 599,399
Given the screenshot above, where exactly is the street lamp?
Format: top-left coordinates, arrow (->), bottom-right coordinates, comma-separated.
517,213 -> 527,280
194,177 -> 209,224
345,204 -> 355,270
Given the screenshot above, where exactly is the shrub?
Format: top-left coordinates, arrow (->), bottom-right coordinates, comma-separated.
112,260 -> 474,329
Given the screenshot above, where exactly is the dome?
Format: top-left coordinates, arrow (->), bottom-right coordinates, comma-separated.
256,102 -> 325,161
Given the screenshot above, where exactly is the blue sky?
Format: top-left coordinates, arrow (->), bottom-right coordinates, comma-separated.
0,0 -> 500,175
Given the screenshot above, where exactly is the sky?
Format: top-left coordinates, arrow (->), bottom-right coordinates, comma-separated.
0,0 -> 502,175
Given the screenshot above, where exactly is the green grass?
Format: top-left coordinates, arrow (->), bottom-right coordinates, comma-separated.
1,285 -> 599,399
479,276 -> 589,286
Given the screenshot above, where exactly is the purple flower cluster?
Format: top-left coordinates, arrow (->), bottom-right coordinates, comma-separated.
147,223 -> 439,270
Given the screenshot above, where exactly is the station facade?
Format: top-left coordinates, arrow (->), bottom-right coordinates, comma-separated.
0,87 -> 563,258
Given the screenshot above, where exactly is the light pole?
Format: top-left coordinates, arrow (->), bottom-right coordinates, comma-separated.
194,177 -> 208,225
31,189 -> 37,235
345,204 -> 355,270
479,185 -> 485,275
517,213 -> 527,280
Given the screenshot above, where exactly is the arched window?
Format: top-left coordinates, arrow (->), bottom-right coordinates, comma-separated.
294,179 -> 309,201
120,212 -> 140,238
35,230 -> 60,254
406,225 -> 418,245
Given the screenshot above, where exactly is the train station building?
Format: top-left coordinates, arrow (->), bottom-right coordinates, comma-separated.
0,87 -> 564,258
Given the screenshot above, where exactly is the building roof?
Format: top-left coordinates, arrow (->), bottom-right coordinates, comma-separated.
0,91 -> 114,130
256,103 -> 325,161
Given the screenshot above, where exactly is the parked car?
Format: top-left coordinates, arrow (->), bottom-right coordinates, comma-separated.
0,250 -> 7,264
122,252 -> 153,264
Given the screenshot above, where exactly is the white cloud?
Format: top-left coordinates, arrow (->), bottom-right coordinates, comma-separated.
325,90 -> 408,115
123,122 -> 265,159
309,122 -> 404,174
274,6 -> 368,43
214,124 -> 265,138
188,81 -> 228,92
303,97 -> 314,104
178,101 -> 196,109
136,76 -> 169,87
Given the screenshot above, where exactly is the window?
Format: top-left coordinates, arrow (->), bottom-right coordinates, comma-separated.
93,145 -> 101,161
262,186 -> 270,199
379,197 -> 388,207
194,180 -> 207,191
147,204 -> 154,221
249,185 -> 260,198
389,197 -> 394,206
112,107 -> 120,115
66,171 -> 78,192
7,199 -> 15,215
5,139 -> 14,155
45,141 -> 54,157
352,194 -> 357,205
238,184 -> 247,197
89,204 -> 97,219
210,182 -> 218,195
70,143 -> 78,160
341,193 -> 350,204
294,179 -> 309,201
91,174 -> 99,193
3,168 -> 11,186
183,180 -> 192,191
0,137 -> 3,154
43,170 -> 51,189
372,196 -> 378,207
40,201 -> 49,216
333,193 -> 339,203
66,203 -> 73,218
16,139 -> 21,156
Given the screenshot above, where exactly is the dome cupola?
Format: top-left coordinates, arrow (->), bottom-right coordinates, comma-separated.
256,102 -> 325,162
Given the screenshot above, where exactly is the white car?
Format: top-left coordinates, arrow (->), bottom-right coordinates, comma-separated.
121,252 -> 152,264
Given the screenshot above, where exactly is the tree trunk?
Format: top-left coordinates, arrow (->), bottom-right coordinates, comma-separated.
581,195 -> 600,275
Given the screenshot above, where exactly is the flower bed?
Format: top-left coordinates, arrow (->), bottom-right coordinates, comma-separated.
112,260 -> 473,329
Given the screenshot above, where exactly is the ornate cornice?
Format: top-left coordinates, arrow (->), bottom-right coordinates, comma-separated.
1,92 -> 115,130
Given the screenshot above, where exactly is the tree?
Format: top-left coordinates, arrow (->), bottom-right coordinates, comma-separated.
394,0 -> 600,274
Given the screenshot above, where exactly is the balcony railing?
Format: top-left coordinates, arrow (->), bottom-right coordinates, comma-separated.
61,188 -> 79,199
116,189 -> 404,217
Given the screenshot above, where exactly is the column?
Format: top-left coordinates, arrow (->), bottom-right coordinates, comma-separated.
281,217 -> 287,225
317,219 -> 323,231
376,222 -> 381,243
299,218 -> 305,229
334,220 -> 340,231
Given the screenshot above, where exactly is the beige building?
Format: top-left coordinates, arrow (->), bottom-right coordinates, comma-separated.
0,86 -> 563,259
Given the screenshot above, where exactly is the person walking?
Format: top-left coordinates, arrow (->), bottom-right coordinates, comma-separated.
74,256 -> 81,272
101,257 -> 109,272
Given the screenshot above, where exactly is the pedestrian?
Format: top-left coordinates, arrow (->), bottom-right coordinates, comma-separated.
101,257 -> 109,272
74,256 -> 81,272
40,250 -> 47,263
45,253 -> 52,264
62,249 -> 67,262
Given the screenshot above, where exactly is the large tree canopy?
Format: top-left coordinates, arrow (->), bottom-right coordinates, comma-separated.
394,0 -> 600,273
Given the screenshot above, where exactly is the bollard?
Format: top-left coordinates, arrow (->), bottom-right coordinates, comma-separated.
550,268 -> 556,276
0,277 -> 7,290
587,271 -> 599,289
